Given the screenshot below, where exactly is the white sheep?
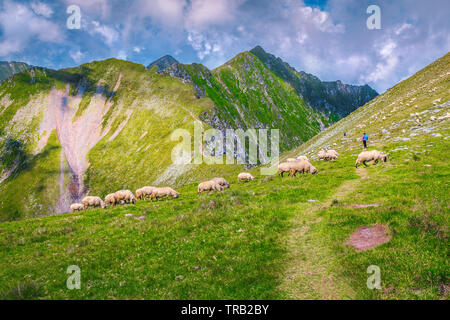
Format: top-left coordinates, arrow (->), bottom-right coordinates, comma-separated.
150,187 -> 179,201
81,196 -> 104,210
318,150 -> 338,161
119,190 -> 137,204
70,203 -> 84,212
238,172 -> 255,183
136,186 -> 156,200
198,180 -> 224,194
104,193 -> 117,207
211,177 -> 230,188
289,160 -> 318,176
355,150 -> 387,168
278,162 -> 294,177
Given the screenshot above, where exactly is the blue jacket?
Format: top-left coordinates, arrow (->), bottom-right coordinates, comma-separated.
362,134 -> 368,141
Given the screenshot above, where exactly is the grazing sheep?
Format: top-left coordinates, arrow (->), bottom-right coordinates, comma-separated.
198,180 -> 224,194
136,186 -> 156,200
70,203 -> 84,212
150,187 -> 179,201
121,190 -> 137,204
288,160 -> 318,176
238,172 -> 255,183
113,190 -> 137,205
104,193 -> 117,207
355,150 -> 387,168
318,150 -> 338,161
278,162 -> 294,177
318,150 -> 326,160
81,196 -> 104,210
211,177 -> 230,188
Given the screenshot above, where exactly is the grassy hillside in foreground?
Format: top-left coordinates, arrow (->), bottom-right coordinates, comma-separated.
0,52 -> 449,300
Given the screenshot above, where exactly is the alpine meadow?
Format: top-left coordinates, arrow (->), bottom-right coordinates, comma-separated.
0,0 -> 448,303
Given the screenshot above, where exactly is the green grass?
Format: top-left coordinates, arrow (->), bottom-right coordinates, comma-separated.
313,136 -> 449,299
0,51 -> 448,300
0,161 -> 352,299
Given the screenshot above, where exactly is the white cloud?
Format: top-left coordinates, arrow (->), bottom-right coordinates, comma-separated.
298,6 -> 344,33
135,0 -> 187,26
133,46 -> 143,53
395,23 -> 413,35
89,21 -> 119,46
0,0 -> 64,57
185,0 -> 243,29
30,1 -> 53,18
365,39 -> 399,83
70,50 -> 84,63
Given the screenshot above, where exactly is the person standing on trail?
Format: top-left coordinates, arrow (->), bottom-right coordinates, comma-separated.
362,133 -> 368,149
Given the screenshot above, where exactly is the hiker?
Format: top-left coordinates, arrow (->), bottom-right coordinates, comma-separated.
362,132 -> 368,149
344,132 -> 347,137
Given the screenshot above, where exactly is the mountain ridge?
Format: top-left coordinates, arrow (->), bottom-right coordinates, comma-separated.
249,46 -> 378,117
0,61 -> 30,82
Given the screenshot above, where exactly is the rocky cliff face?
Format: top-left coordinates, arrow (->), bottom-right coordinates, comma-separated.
147,55 -> 178,71
0,61 -> 30,82
249,46 -> 378,118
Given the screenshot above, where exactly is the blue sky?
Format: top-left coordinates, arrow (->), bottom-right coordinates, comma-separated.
0,0 -> 449,93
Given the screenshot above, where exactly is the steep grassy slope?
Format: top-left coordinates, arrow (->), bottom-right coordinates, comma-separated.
278,52 -> 450,299
185,52 -> 324,150
0,53 -> 448,300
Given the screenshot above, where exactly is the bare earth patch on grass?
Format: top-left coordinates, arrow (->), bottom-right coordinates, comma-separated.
346,224 -> 391,252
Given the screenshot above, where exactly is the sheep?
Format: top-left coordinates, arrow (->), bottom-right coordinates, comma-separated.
136,186 -> 156,200
326,152 -> 338,161
81,196 -> 104,210
104,193 -> 117,207
288,160 -> 318,176
150,187 -> 179,201
116,190 -> 137,204
70,203 -> 84,212
318,150 -> 338,161
318,150 -> 327,160
108,190 -> 136,206
278,162 -> 294,177
198,180 -> 224,194
238,172 -> 255,183
355,150 -> 387,168
287,156 -> 309,162
211,177 -> 230,188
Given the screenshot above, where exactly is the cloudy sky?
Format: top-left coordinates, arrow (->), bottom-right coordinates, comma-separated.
0,0 -> 449,92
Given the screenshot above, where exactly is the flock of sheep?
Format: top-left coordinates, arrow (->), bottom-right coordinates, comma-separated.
69,173 -> 256,212
69,149 -> 387,213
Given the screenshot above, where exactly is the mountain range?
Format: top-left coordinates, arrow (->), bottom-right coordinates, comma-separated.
0,46 -> 377,221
